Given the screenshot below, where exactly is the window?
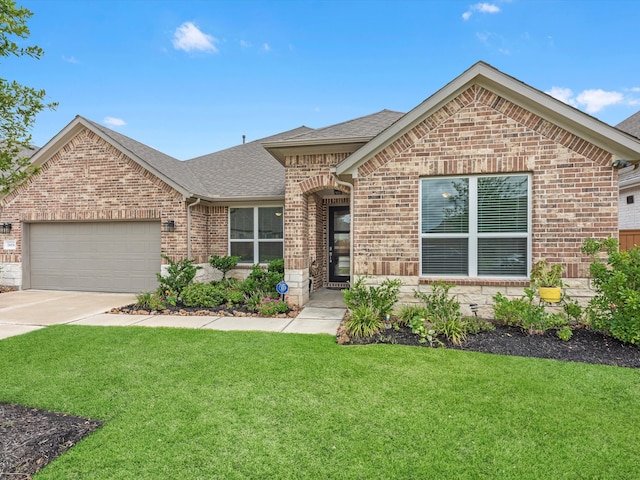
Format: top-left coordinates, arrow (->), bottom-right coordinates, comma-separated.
229,206 -> 283,263
420,174 -> 530,277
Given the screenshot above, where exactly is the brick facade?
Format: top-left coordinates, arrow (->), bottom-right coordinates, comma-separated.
0,128 -> 228,286
281,85 -> 619,310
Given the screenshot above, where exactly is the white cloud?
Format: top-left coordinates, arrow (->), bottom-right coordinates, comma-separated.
240,40 -> 252,48
546,87 -> 577,107
62,55 -> 79,64
463,2 -> 501,20
104,117 -> 126,127
262,43 -> 271,52
576,89 -> 623,113
173,22 -> 218,53
547,87 -> 628,113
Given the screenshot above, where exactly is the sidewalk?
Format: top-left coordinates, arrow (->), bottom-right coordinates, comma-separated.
0,288 -> 346,340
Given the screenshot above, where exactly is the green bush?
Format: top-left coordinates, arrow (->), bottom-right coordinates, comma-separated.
209,255 -> 241,279
242,259 -> 285,298
345,304 -> 384,338
157,255 -> 202,296
413,282 -> 470,345
342,276 -> 402,321
582,237 -> 640,344
493,289 -> 568,335
181,283 -> 225,307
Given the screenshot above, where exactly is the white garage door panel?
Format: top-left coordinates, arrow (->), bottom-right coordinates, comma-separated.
30,222 -> 161,293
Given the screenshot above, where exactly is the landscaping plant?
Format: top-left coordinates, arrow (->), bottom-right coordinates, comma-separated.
156,254 -> 202,297
413,282 -> 469,345
209,255 -> 241,279
492,289 -> 568,336
582,237 -> 640,344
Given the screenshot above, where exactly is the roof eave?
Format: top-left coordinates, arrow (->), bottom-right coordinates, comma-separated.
263,138 -> 371,165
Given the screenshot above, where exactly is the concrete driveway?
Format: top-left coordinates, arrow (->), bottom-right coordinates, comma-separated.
0,290 -> 136,340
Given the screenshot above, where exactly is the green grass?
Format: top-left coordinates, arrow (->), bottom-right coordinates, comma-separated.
1,326 -> 639,479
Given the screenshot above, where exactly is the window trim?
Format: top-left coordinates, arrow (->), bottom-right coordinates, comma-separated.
419,173 -> 532,279
228,205 -> 284,264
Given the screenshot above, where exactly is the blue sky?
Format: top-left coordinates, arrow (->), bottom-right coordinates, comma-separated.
7,0 -> 640,159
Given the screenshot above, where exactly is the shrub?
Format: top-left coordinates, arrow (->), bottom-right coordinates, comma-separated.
582,237 -> 640,344
342,276 -> 403,321
181,283 -> 225,307
344,305 -> 384,338
413,282 -> 469,344
156,255 -> 202,296
135,291 -> 153,308
492,289 -> 568,334
209,255 -> 240,279
255,296 -> 289,316
243,259 -> 285,298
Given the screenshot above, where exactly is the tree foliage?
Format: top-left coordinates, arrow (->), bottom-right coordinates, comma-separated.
1,0 -> 57,194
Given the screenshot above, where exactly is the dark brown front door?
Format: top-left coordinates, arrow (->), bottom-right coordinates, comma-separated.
328,206 -> 350,283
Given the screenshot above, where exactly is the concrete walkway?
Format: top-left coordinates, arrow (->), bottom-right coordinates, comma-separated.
0,288 -> 346,340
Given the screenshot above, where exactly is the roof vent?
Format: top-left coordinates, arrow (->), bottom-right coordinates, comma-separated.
242,135 -> 246,144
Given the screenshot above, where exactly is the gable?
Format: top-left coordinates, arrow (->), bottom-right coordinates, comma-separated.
356,85 -> 612,179
2,127 -> 183,210
337,62 -> 640,177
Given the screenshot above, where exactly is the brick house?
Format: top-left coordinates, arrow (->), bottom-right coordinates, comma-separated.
2,62 -> 640,314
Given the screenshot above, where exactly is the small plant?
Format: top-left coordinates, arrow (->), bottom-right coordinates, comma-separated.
157,255 -> 202,296
557,326 -> 573,341
408,316 -> 442,347
135,291 -> 153,308
344,304 -> 384,338
148,292 -> 168,311
396,304 -> 429,326
342,276 -> 403,321
209,255 -> 241,279
181,283 -> 225,307
255,296 -> 289,316
413,282 -> 469,344
582,237 -> 640,344
530,260 -> 565,288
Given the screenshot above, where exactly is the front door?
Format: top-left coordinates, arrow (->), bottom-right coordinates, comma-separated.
328,206 -> 350,283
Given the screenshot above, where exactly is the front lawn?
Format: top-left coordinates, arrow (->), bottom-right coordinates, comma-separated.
1,326 -> 639,479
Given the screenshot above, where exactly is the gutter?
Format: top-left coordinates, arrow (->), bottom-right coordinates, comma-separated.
186,197 -> 201,260
331,169 -> 354,286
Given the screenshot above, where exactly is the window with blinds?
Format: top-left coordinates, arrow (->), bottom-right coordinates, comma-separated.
230,206 -> 284,263
420,174 -> 530,277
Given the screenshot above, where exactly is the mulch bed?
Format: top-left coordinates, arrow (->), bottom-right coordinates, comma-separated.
0,404 -> 102,479
110,303 -> 299,318
338,323 -> 640,369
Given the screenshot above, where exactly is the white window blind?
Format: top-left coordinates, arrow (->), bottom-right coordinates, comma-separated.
421,174 -> 530,277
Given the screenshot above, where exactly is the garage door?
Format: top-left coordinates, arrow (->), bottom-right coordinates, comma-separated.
29,222 -> 161,293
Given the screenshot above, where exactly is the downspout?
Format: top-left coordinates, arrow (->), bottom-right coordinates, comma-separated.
186,198 -> 201,260
331,170 -> 354,285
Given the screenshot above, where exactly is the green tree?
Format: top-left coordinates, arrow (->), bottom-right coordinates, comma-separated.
1,0 -> 57,194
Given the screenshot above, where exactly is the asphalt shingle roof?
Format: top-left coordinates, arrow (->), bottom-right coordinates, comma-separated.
186,126 -> 314,198
83,117 -> 210,196
272,110 -> 405,143
616,111 -> 640,138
